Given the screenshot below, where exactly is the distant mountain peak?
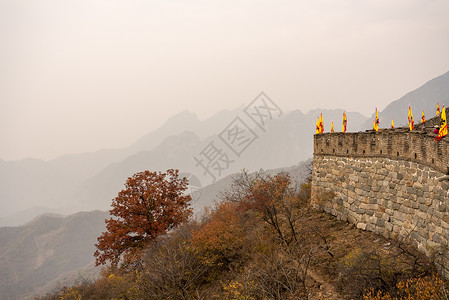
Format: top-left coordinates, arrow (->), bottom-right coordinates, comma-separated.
166,110 -> 199,123
25,212 -> 63,227
362,70 -> 449,129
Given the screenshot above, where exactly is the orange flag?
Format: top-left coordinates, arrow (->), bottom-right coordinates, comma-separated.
331,122 -> 334,133
421,110 -> 425,123
437,103 -> 440,116
315,117 -> 320,134
391,119 -> 394,128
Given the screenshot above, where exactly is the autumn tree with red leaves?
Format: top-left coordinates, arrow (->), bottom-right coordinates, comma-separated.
94,169 -> 192,267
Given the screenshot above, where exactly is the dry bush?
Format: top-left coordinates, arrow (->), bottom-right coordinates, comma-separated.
139,223 -> 208,299
216,172 -> 317,299
250,245 -> 312,299
221,171 -> 308,246
311,189 -> 335,211
221,218 -> 315,300
222,241 -> 312,300
191,201 -> 246,271
298,176 -> 312,205
213,171 -> 316,299
363,275 -> 447,300
336,238 -> 435,299
36,269 -> 141,300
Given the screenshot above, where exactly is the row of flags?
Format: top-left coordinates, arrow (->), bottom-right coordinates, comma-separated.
316,103 -> 447,141
315,111 -> 348,134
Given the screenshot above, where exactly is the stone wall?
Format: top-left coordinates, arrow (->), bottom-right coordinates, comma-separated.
313,129 -> 449,175
311,127 -> 449,276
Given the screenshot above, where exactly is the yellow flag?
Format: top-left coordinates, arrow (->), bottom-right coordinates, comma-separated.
408,106 -> 414,130
342,112 -> 347,133
437,103 -> 440,115
436,105 -> 447,141
421,110 -> 425,123
316,117 -> 320,134
320,113 -> 324,133
373,108 -> 379,131
391,119 -> 394,128
331,122 -> 334,133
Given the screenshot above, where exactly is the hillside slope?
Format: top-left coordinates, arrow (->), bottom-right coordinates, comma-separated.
0,210 -> 108,299
0,160 -> 313,299
35,181 -> 437,300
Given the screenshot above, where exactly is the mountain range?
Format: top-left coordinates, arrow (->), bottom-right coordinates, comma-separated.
1,70 -> 449,228
0,107 -> 367,226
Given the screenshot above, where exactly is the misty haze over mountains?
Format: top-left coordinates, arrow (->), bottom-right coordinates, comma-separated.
0,106 -> 367,226
1,70 -> 449,227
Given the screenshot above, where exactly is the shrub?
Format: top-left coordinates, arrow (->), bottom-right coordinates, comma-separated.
191,201 -> 245,270
139,223 -> 208,299
363,275 -> 446,300
336,240 -> 435,299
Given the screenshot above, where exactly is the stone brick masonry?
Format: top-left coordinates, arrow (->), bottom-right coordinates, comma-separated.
311,111 -> 449,277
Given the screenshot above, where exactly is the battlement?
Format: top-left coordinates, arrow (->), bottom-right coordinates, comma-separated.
314,128 -> 449,174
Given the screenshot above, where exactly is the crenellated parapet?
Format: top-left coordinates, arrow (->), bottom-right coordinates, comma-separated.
314,128 -> 449,175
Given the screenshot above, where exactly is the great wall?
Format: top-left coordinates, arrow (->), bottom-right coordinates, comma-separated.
311,108 -> 449,277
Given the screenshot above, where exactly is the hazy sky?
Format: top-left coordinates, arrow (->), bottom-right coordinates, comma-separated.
1,0 -> 449,161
